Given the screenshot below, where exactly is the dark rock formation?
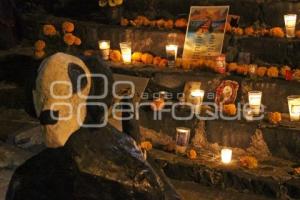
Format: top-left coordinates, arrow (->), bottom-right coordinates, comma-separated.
6,125 -> 179,200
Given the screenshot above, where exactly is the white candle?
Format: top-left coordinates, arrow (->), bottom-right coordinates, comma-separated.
175,127 -> 191,154
284,14 -> 297,38
287,95 -> 300,121
190,89 -> 205,114
120,42 -> 132,64
248,91 -> 262,115
98,40 -> 110,60
166,45 -> 178,67
221,148 -> 232,164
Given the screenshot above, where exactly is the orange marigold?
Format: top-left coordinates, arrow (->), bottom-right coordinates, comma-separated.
280,65 -> 291,77
164,19 -> 174,29
132,52 -> 142,62
175,18 -> 187,28
74,37 -> 82,46
244,26 -> 254,36
267,66 -> 279,78
228,62 -> 238,72
158,59 -> 168,68
268,112 -> 282,124
223,104 -> 237,116
187,149 -> 197,160
63,33 -> 76,46
240,156 -> 258,169
109,50 -> 122,62
34,40 -> 46,51
120,17 -> 129,26
141,53 -> 154,65
34,50 -> 46,59
62,21 -> 75,33
236,65 -> 249,75
153,56 -> 162,65
43,24 -> 57,36
140,141 -> 153,151
256,66 -> 267,77
270,27 -> 285,38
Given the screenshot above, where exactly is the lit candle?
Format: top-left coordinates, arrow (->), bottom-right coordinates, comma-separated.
166,44 -> 178,68
221,148 -> 232,164
284,14 -> 297,38
120,42 -> 132,64
287,95 -> 300,121
175,127 -> 191,154
248,91 -> 262,115
98,40 -> 110,60
190,89 -> 205,114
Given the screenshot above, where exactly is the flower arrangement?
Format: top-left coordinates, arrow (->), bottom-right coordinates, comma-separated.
98,0 -> 123,7
33,21 -> 82,59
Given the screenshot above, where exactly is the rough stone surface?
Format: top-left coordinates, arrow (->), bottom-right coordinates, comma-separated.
150,148 -> 300,199
6,126 -> 181,200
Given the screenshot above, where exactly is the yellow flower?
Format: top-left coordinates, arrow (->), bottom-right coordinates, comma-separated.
63,33 -> 76,46
34,50 -> 46,59
108,0 -> 123,7
140,141 -> 152,151
62,21 -> 75,33
34,40 -> 46,51
43,24 -> 57,36
187,149 -> 197,160
132,52 -> 142,62
74,37 -> 82,46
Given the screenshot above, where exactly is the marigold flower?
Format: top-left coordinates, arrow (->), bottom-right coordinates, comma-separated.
175,18 -> 187,29
280,65 -> 291,77
132,52 -> 142,62
236,65 -> 248,75
109,50 -> 122,62
140,141 -> 152,151
62,21 -> 75,33
43,24 -> 57,36
34,50 -> 46,59
164,19 -> 174,29
74,37 -> 82,46
240,156 -> 258,169
187,149 -> 197,160
120,17 -> 129,26
244,26 -> 254,36
34,40 -> 46,51
158,59 -> 168,68
223,104 -> 237,116
267,66 -> 279,78
228,62 -> 238,72
270,27 -> 284,38
256,67 -> 267,77
153,56 -> 162,65
63,33 -> 76,46
141,53 -> 154,65
268,112 -> 282,124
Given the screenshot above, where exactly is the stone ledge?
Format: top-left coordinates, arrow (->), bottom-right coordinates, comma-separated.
149,148 -> 300,199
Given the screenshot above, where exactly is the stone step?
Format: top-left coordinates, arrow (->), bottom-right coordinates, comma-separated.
150,149 -> 300,199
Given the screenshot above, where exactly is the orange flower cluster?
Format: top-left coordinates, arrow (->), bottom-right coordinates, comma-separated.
268,112 -> 282,124
63,33 -> 81,46
109,50 -> 122,62
140,141 -> 153,151
187,149 -> 197,160
226,24 -> 296,39
43,24 -> 57,36
121,16 -> 187,30
34,40 -> 46,59
240,156 -> 258,169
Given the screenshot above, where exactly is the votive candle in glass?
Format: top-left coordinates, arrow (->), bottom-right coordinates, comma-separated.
98,40 -> 110,60
190,89 -> 205,114
221,148 -> 232,164
175,127 -> 191,154
248,91 -> 262,115
287,95 -> 300,121
120,42 -> 132,64
284,14 -> 297,38
166,44 -> 178,68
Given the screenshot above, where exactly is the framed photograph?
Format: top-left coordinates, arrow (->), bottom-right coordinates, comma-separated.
183,6 -> 230,59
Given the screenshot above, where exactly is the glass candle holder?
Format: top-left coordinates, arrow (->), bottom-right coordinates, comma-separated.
284,14 -> 297,38
190,89 -> 205,114
248,91 -> 262,115
221,148 -> 232,164
166,44 -> 178,68
287,95 -> 300,121
98,40 -> 110,60
175,127 -> 191,154
120,42 -> 132,64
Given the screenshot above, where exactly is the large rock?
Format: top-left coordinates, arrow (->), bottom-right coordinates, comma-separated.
6,125 -> 181,200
